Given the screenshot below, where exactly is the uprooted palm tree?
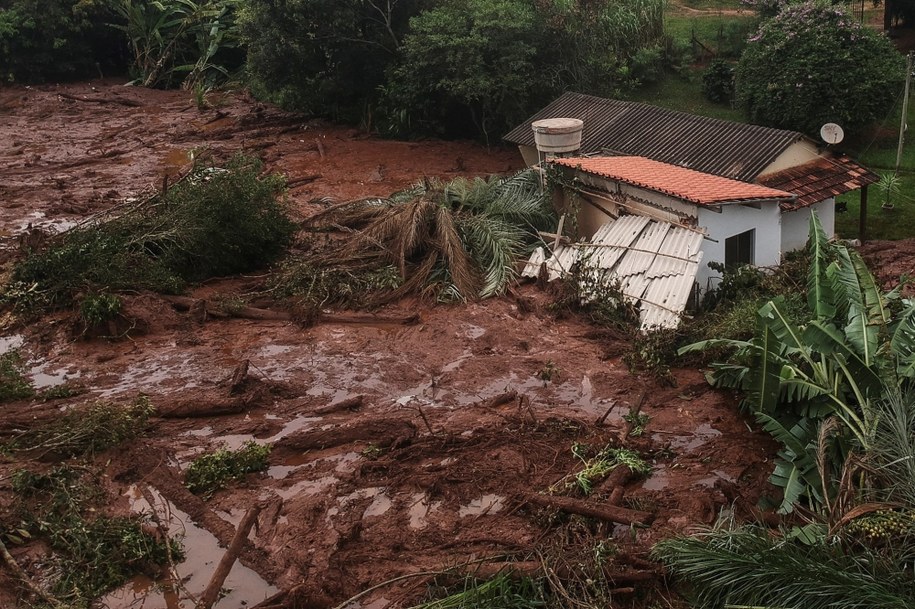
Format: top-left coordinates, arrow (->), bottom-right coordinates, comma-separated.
283,169 -> 555,306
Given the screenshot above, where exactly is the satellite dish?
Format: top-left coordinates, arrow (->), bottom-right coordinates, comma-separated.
820,123 -> 845,145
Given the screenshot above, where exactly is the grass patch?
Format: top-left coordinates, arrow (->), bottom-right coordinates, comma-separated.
411,572 -> 546,609
3,154 -> 294,314
623,69 -> 744,121
6,397 -> 154,457
9,466 -> 179,606
185,440 -> 271,499
0,349 -> 34,402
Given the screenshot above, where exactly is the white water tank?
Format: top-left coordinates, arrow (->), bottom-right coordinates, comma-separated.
531,118 -> 583,154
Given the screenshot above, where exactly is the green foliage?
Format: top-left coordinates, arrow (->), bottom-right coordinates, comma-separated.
680,212 -> 915,513
79,291 -> 122,327
114,0 -> 244,88
240,0 -> 418,119
623,328 -> 679,384
622,409 -> 650,437
735,2 -> 904,137
0,0 -> 124,82
411,572 -> 546,609
6,155 -> 293,313
653,524 -> 915,609
701,59 -> 734,104
549,252 -> 640,330
185,440 -> 271,498
556,443 -> 650,495
11,466 -> 179,605
0,350 -> 35,402
384,0 -> 541,141
6,396 -> 154,457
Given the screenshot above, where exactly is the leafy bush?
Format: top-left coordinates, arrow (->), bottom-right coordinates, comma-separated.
6,155 -> 293,312
185,440 -> 271,498
114,0 -> 244,88
240,0 -> 420,119
701,59 -> 734,104
0,0 -> 125,82
0,350 -> 34,402
383,0 -> 542,141
735,2 -> 904,137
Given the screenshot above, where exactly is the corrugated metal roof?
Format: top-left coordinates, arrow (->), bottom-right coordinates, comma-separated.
504,92 -> 804,181
522,215 -> 703,330
553,156 -> 795,206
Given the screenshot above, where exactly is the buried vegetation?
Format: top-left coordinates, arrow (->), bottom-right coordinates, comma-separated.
3,154 -> 294,315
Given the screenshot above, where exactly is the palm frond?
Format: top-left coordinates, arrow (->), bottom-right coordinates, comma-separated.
434,205 -> 479,300
654,526 -> 914,609
459,215 -> 524,298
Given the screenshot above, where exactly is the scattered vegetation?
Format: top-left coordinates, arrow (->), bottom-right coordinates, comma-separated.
0,350 -> 35,402
5,397 -> 154,457
548,253 -> 639,331
4,155 -> 293,314
659,213 -> 915,609
622,410 -> 650,437
555,443 -> 651,496
185,440 -> 271,498
283,170 -> 554,309
623,328 -> 679,385
8,466 -> 179,606
411,572 -> 546,609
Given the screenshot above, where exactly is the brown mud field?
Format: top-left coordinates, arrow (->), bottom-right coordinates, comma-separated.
0,81 -> 913,609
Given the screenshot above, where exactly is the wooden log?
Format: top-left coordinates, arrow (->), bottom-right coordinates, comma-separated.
286,173 -> 321,188
58,91 -> 143,107
158,398 -> 249,418
198,504 -> 262,609
524,493 -> 653,526
319,312 -> 420,325
480,390 -> 518,409
313,395 -> 364,415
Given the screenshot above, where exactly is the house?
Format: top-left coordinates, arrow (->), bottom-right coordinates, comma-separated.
506,93 -> 878,328
505,93 -> 878,287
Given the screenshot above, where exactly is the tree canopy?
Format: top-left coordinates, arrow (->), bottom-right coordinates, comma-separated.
735,2 -> 904,137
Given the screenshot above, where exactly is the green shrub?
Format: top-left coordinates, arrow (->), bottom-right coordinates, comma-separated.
6,155 -> 294,312
0,350 -> 34,402
735,2 -> 904,137
701,59 -> 734,104
185,440 -> 270,498
0,0 -> 125,82
79,292 -> 122,327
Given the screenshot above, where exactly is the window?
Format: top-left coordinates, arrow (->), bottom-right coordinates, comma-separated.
725,229 -> 755,267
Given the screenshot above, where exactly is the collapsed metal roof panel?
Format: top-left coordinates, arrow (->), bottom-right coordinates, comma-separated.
522,215 -> 703,330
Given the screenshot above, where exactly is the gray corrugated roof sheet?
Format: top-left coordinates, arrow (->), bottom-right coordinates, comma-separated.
504,92 -> 805,182
522,215 -> 703,330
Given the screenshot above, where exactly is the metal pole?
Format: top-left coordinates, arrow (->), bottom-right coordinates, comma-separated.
895,51 -> 913,176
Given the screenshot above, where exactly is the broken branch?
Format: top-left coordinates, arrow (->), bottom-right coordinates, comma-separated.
524,493 -> 653,526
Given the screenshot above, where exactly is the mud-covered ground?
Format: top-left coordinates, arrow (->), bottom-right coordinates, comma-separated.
0,81 -> 912,609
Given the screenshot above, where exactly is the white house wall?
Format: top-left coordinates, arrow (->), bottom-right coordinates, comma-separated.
697,204 -> 782,292
780,199 -> 835,253
759,140 -> 821,176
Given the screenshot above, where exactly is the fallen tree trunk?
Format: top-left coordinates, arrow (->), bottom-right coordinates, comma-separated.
198,505 -> 262,609
162,295 -> 419,325
276,418 -> 416,452
158,398 -> 250,418
313,395 -> 364,415
524,493 -> 653,526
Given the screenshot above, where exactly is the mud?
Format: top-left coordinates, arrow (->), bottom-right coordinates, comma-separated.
0,81 -> 820,609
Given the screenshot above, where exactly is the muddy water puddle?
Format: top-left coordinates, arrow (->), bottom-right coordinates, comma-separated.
103,486 -> 277,609
652,423 -> 721,453
458,494 -> 505,517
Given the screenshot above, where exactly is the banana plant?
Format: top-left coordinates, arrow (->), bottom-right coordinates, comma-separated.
681,212 -> 915,513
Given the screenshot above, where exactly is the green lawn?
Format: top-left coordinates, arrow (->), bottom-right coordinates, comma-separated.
623,70 -> 744,121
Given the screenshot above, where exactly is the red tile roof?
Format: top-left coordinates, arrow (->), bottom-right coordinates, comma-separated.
757,156 -> 879,211
553,156 -> 794,206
